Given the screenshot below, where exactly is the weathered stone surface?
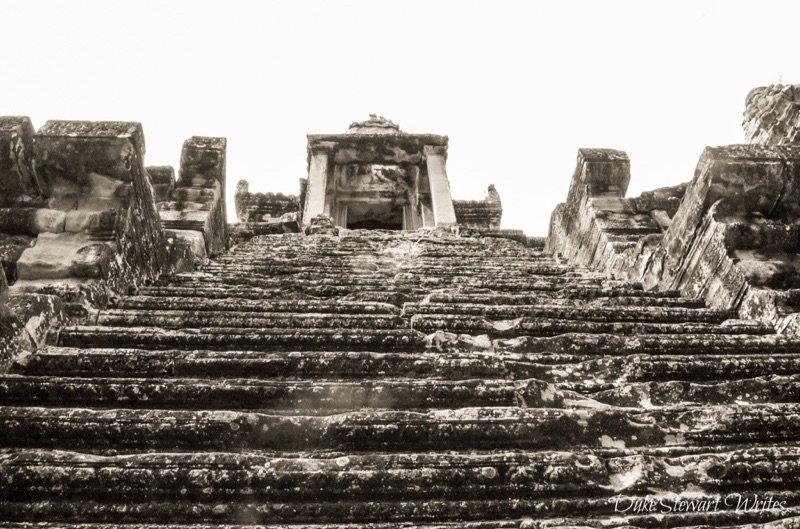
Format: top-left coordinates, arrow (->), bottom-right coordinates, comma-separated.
0,234 -> 34,284
160,136 -> 227,256
301,116 -> 462,229
234,179 -> 300,223
453,184 -> 503,229
744,84 -> 800,145
4,104 -> 800,529
146,165 -> 174,202
0,117 -> 45,206
548,140 -> 800,334
34,120 -> 144,184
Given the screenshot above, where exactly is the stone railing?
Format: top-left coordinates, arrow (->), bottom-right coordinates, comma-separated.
157,137 -> 228,259
548,135 -> 800,333
0,118 -> 225,369
546,149 -> 682,278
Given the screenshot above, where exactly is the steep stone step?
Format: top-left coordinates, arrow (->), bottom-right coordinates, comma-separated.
95,310 -> 406,330
428,291 -> 703,307
1,404 -> 798,450
1,513 -> 798,528
404,302 -> 731,323
505,353 -> 800,390
58,326 -> 427,352
1,447 -> 798,502
17,349 -> 508,379
200,262 -> 580,275
212,255 -> 559,268
115,296 -> 400,314
135,283 -> 664,303
0,376 -> 531,410
589,374 -> 800,407
0,518 -> 521,528
413,315 -> 772,337
498,332 -> 798,356
135,285 -> 409,302
161,273 -> 638,293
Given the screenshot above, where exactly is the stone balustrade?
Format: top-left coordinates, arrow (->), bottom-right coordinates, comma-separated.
0,118 -> 226,366
548,86 -> 800,333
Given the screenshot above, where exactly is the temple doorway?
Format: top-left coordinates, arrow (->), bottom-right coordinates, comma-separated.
340,202 -> 405,230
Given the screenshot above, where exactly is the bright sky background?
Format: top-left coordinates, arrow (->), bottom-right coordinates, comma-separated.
3,1 -> 797,234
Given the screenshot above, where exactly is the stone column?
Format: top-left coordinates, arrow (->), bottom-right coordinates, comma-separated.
424,145 -> 457,225
303,143 -> 335,224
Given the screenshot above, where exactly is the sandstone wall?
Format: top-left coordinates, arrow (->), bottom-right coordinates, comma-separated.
548,85 -> 800,333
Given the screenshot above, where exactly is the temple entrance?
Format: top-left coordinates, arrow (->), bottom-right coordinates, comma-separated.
342,202 -> 404,230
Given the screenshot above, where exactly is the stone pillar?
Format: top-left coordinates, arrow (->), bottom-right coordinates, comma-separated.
303,143 -> 334,223
424,145 -> 457,225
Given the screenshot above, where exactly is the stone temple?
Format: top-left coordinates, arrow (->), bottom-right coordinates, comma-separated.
1,88 -> 800,527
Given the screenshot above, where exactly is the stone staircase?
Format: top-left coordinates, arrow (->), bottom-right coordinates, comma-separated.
1,229 -> 800,528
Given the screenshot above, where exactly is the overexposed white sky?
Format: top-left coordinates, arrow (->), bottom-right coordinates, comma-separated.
2,1 -> 796,234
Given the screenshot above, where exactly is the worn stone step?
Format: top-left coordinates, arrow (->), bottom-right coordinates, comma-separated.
95,310 -> 407,331
0,376 -> 531,410
404,302 -> 731,323
134,283 -> 659,304
135,285 -> 409,302
1,446 -> 797,502
213,255 -> 559,268
17,349 -> 508,379
1,513 -> 798,528
58,326 -> 427,352
198,265 -> 589,281
115,296 -> 400,314
505,353 -> 800,391
1,404 -> 798,450
428,291 -> 702,307
413,315 -> 772,337
0,523 -> 512,529
497,332 -> 798,356
162,273 -> 630,291
589,374 -> 800,407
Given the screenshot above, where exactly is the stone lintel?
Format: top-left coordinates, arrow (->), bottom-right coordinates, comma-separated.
308,133 -> 448,147
423,144 -> 448,158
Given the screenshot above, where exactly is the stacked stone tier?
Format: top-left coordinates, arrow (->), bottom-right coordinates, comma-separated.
1,230 -> 799,528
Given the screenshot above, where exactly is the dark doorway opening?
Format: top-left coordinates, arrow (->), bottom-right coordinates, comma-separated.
346,203 -> 404,230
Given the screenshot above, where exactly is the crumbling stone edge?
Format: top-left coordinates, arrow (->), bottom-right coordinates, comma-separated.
0,119 -> 229,370
547,138 -> 800,334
